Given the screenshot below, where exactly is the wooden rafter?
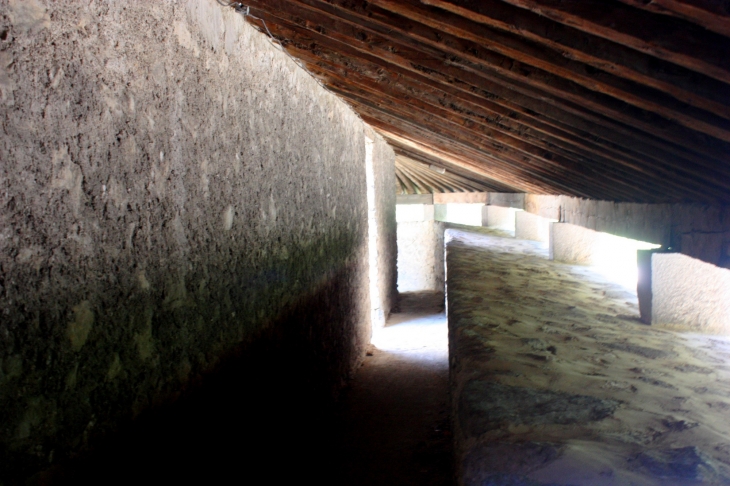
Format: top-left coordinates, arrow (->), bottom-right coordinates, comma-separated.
218,0 -> 730,204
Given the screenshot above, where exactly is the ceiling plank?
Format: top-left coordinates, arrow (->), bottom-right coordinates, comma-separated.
242,0 -> 730,165
281,25 -> 730,200
368,0 -> 730,130
352,96 -> 721,202
615,0 -> 730,36
493,0 -> 730,84
418,0 -> 730,115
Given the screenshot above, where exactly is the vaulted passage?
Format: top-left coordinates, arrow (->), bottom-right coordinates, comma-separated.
2,0 -> 730,484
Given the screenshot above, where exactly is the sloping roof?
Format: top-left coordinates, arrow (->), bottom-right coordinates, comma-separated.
224,0 -> 730,203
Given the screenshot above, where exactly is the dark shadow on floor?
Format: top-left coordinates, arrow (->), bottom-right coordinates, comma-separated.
336,291 -> 454,486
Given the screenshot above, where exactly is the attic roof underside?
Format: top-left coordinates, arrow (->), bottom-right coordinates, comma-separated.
232,0 -> 730,203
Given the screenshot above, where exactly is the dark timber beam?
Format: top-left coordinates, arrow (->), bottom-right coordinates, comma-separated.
494,0 -> 730,84
354,98 -> 716,202
319,67 -> 720,202
280,37 -> 730,197
381,0 -> 730,121
242,5 -> 730,178
615,0 -> 730,36
241,0 -> 730,163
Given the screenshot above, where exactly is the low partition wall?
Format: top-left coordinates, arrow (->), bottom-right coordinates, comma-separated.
436,203 -> 485,227
649,253 -> 730,334
396,204 -> 445,292
515,211 -> 554,243
550,223 -> 659,289
482,206 -> 520,231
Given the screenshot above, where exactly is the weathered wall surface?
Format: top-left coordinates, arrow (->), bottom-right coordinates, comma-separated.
515,211 -> 552,243
0,0 -> 389,481
652,253 -> 730,334
523,195 -> 730,269
367,128 -> 397,322
397,221 -> 445,293
482,206 -> 519,231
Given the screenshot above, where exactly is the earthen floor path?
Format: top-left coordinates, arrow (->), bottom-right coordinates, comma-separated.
336,292 -> 455,485
447,228 -> 730,485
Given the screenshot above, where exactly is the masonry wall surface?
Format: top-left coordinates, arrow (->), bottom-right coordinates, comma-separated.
482,206 -> 519,231
524,194 -> 730,269
652,253 -> 730,334
396,221 -> 445,292
367,128 -> 397,321
0,0 -> 391,481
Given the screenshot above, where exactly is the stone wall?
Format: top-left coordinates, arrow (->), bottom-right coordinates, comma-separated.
397,221 -> 445,293
520,195 -> 730,269
367,128 -> 397,322
0,0 -> 394,481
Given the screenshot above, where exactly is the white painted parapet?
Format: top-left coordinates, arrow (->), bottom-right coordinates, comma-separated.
482,206 -> 521,231
515,211 -> 554,242
652,253 -> 730,334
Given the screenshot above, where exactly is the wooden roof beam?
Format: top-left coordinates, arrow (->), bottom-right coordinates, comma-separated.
494,0 -> 730,84
368,0 -> 730,128
294,44 -> 730,198
242,0 -> 730,165
615,0 -> 730,37
417,0 -> 730,115
352,97 -> 722,202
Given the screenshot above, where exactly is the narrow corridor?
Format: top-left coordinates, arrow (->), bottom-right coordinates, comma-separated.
337,292 -> 454,486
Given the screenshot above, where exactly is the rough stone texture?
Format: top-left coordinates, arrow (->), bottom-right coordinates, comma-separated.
549,223 -> 599,264
0,0 -> 395,481
436,203 -> 485,226
397,221 -> 445,292
483,206 -> 519,231
447,228 -> 730,485
525,194 -> 730,269
434,192 -> 488,204
488,193 -> 526,209
396,194 -> 434,205
366,128 -> 397,325
652,253 -> 730,334
515,211 -> 553,243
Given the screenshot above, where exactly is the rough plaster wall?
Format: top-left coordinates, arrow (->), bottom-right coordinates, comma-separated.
433,192 -> 487,204
487,193 -> 525,209
483,206 -> 519,231
652,253 -> 730,334
0,0 -> 379,480
397,221 -> 445,292
367,128 -> 397,319
515,211 -> 551,243
549,223 -> 599,264
524,194 -> 730,269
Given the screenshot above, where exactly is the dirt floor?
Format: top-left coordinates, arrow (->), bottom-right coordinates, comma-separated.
337,291 -> 455,486
447,227 -> 730,486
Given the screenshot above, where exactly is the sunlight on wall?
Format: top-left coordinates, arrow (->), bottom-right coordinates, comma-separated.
591,233 -> 661,289
435,203 -> 484,226
551,223 -> 660,290
396,204 -> 433,223
365,137 -> 384,329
